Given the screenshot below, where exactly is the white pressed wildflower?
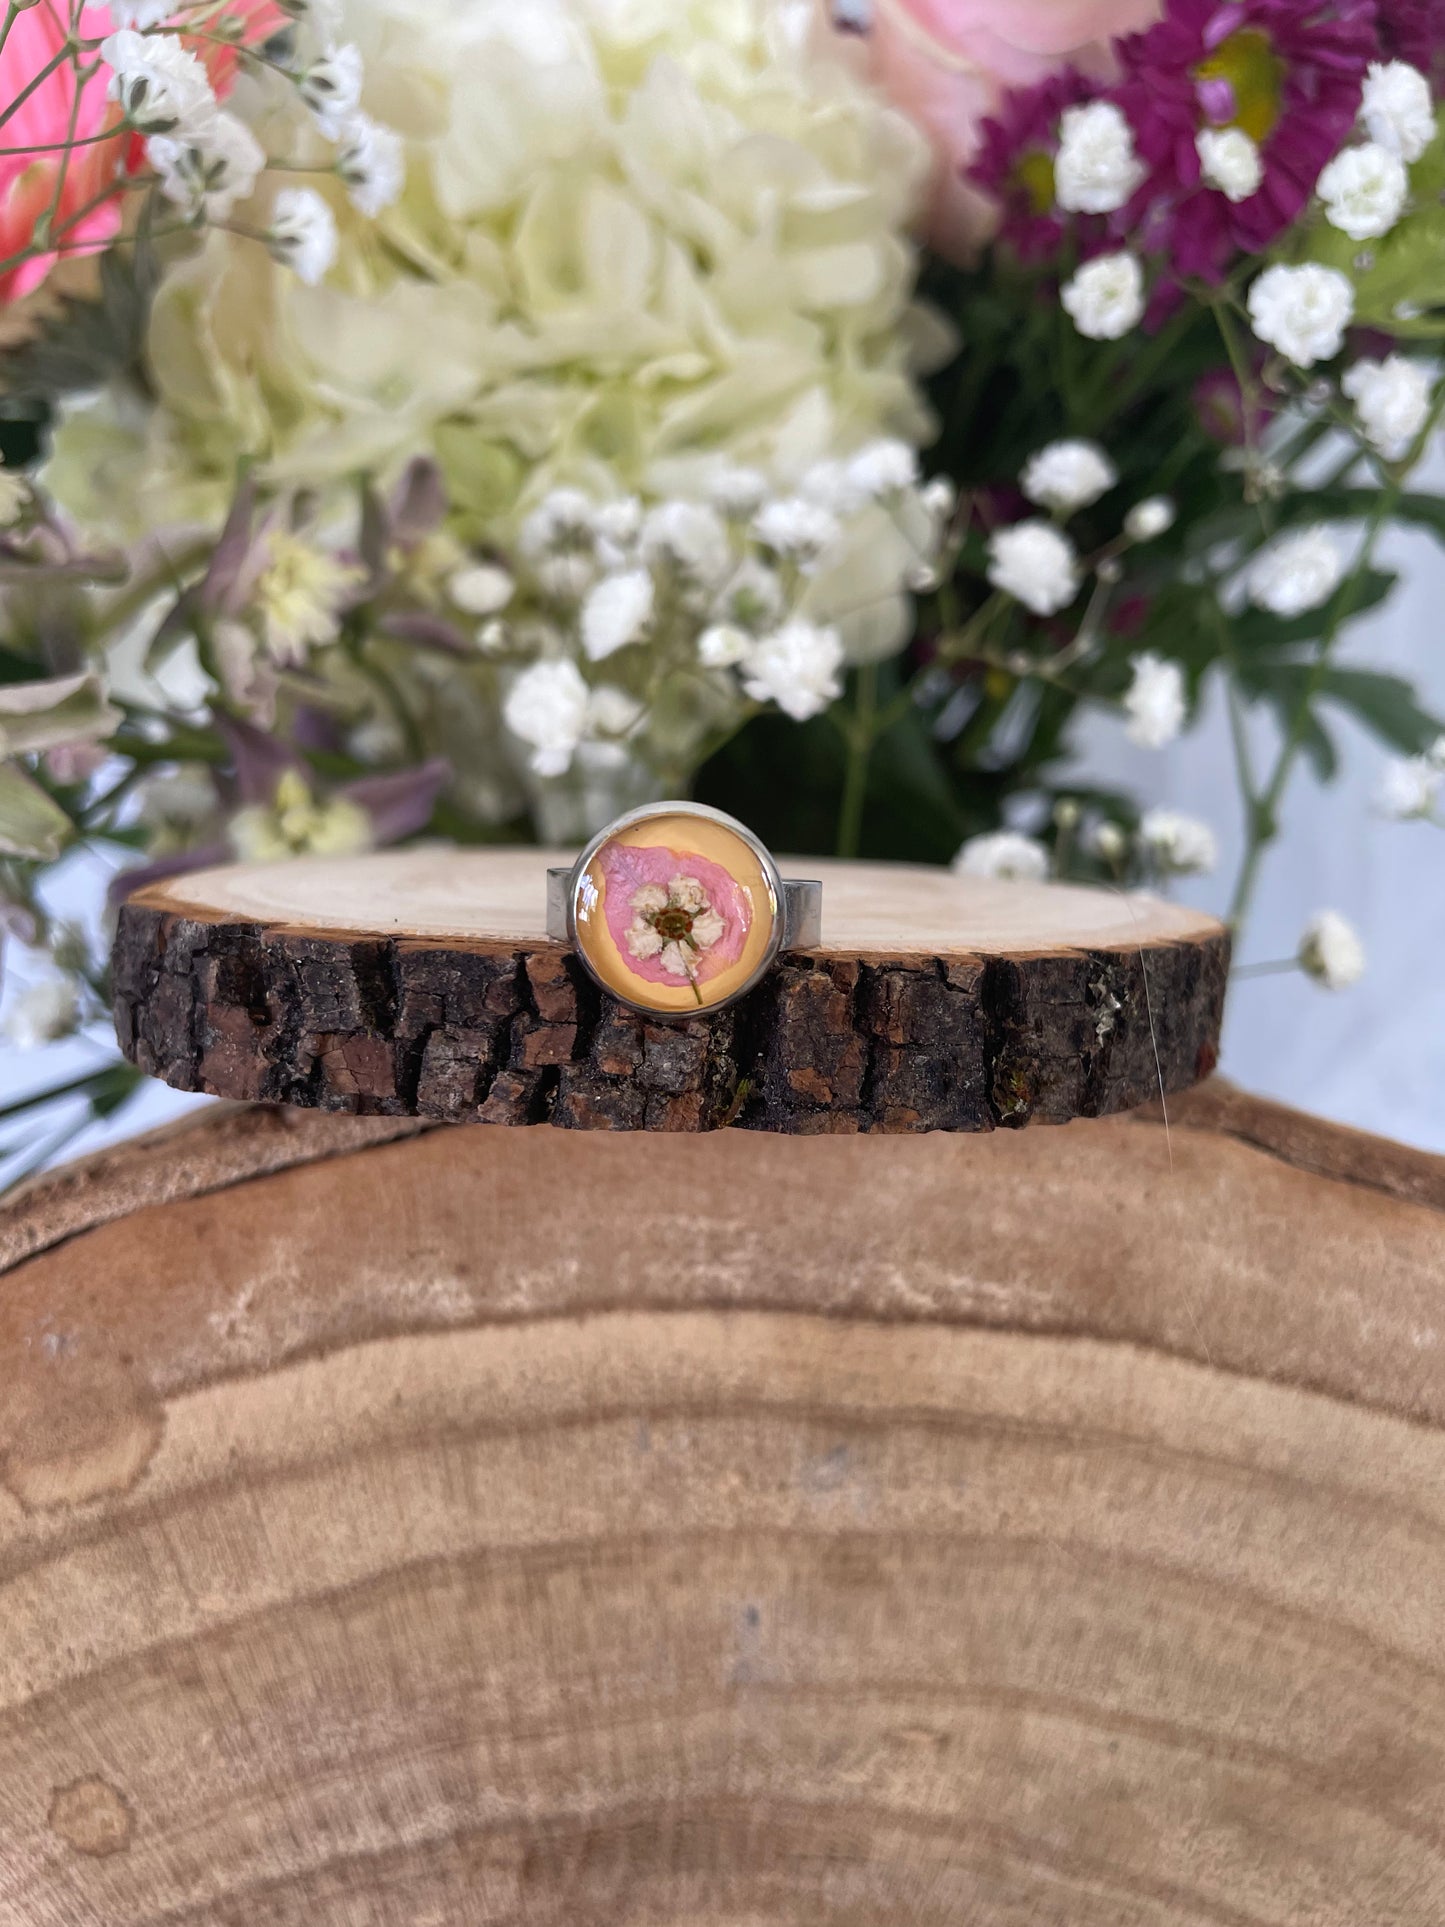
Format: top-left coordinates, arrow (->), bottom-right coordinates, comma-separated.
334,112 -> 405,217
952,831 -> 1050,882
1247,263 -> 1354,367
266,187 -> 338,285
1139,808 -> 1218,875
1360,60 -> 1436,162
1123,653 -> 1186,749
1125,496 -> 1176,541
1061,252 -> 1146,340
1298,910 -> 1365,989
698,623 -> 753,668
449,563 -> 515,616
751,496 -> 844,573
253,530 -> 365,665
580,569 -> 655,661
102,30 -> 214,136
1020,440 -> 1116,515
1247,529 -> 1344,616
2,976 -> 80,1048
1196,127 -> 1262,201
148,113 -> 266,221
986,521 -> 1079,616
0,461 -> 27,528
1341,354 -> 1432,459
1316,142 -> 1408,240
1054,101 -> 1145,213
740,619 -> 845,721
503,658 -> 592,777
641,501 -> 732,589
1375,754 -> 1440,819
299,43 -> 365,138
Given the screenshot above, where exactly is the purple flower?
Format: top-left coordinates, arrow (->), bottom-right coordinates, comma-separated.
1114,0 -> 1379,281
970,70 -> 1099,260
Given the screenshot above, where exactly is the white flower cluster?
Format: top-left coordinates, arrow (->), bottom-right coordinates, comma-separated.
1124,653 -> 1187,749
1061,252 -> 1146,340
1342,355 -> 1433,460
1375,736 -> 1445,819
1247,529 -> 1344,616
100,7 -> 402,273
1247,263 -> 1354,368
1054,102 -> 1144,214
495,451 -> 950,778
952,831 -> 1051,882
1298,910 -> 1366,989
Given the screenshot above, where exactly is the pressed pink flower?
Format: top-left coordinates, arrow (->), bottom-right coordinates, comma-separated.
598,842 -> 751,991
828,0 -> 1161,260
1114,0 -> 1379,281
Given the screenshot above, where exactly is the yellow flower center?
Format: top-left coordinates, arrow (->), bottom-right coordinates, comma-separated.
1016,149 -> 1057,217
1194,28 -> 1284,144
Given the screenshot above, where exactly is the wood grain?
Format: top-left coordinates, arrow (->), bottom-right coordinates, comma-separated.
0,1085 -> 1442,1924
112,852 -> 1230,1132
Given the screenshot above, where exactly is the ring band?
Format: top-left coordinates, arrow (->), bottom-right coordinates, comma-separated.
546,801 -> 821,1019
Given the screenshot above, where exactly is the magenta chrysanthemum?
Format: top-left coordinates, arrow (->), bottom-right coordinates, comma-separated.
1114,0 -> 1379,280
969,70 -> 1099,261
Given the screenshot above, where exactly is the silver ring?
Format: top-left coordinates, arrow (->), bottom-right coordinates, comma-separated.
546,801 -> 822,1020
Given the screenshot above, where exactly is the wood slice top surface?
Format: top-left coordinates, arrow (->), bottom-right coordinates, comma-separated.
113,852 -> 1230,1133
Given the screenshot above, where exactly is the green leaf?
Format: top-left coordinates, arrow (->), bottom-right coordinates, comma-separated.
0,762 -> 72,858
1317,667 -> 1444,752
1230,569 -> 1397,655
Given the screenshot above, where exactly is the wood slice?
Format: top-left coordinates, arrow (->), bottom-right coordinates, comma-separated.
1,1085 -> 1443,1926
112,851 -> 1229,1132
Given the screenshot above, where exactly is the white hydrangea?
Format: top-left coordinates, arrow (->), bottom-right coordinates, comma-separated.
580,569 -> 655,661
1298,910 -> 1365,989
1061,253 -> 1146,341
1020,440 -> 1117,515
740,619 -> 845,721
1316,142 -> 1409,240
1360,60 -> 1436,162
986,521 -> 1079,616
148,113 -> 266,221
266,187 -> 338,286
1125,496 -> 1176,541
503,658 -> 592,777
1054,101 -> 1145,214
1123,653 -> 1186,749
1374,754 -> 1440,819
102,29 -> 215,136
1247,529 -> 1344,616
952,831 -> 1050,882
1196,127 -> 1262,202
1139,808 -> 1218,875
1247,263 -> 1354,367
1341,354 -> 1432,459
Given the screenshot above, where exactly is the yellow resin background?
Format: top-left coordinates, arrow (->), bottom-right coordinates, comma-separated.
574,813 -> 779,1014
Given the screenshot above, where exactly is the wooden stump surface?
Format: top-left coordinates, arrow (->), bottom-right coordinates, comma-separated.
1,1083 -> 1443,1924
113,851 -> 1229,1132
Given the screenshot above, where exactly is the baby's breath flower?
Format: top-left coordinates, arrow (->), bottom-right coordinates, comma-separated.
266,187 -> 338,285
1247,263 -> 1354,366
587,685 -> 644,738
740,619 -> 844,721
1061,252 -> 1145,340
1020,440 -> 1116,515
300,43 -> 365,137
1247,529 -> 1343,616
1139,808 -> 1218,875
1123,653 -> 1186,749
1298,910 -> 1365,989
953,831 -> 1050,882
1196,127 -> 1262,201
1375,754 -> 1440,819
580,569 -> 655,662
698,624 -> 752,669
2,976 -> 81,1048
1055,101 -> 1144,213
641,501 -> 731,589
1341,355 -> 1431,459
102,30 -> 215,136
1316,141 -> 1408,240
845,437 -> 920,500
1360,60 -> 1435,162
1125,496 -> 1176,541
750,497 -> 842,573
334,112 -> 405,216
148,112 -> 266,221
986,520 -> 1079,615
503,658 -> 591,777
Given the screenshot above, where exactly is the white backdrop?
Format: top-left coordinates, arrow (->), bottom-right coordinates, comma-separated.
4,464 -> 1444,1168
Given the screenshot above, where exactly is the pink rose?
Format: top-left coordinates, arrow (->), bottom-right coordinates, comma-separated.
836,0 -> 1162,259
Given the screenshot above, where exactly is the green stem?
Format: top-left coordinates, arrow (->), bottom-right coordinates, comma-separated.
834,659 -> 877,860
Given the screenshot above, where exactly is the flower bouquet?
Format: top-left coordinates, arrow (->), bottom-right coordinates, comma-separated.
1,0 -> 1442,1175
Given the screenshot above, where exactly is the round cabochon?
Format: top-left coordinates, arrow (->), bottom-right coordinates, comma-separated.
570,804 -> 783,1017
